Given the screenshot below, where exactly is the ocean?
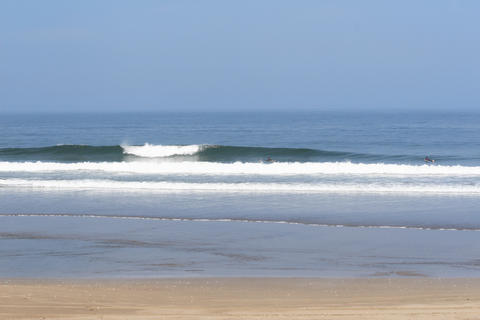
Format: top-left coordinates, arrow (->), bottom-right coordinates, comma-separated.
1,112 -> 480,278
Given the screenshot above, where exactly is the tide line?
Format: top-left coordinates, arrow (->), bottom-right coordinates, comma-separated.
0,213 -> 478,232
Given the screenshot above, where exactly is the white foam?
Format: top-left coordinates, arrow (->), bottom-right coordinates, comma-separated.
1,160 -> 480,176
0,179 -> 479,194
1,213 -> 476,231
122,144 -> 201,158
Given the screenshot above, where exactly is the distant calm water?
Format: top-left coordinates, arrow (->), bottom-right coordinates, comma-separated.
1,112 -> 480,278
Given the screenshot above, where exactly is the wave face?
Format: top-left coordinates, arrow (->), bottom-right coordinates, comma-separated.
0,143 -> 419,163
0,145 -> 124,162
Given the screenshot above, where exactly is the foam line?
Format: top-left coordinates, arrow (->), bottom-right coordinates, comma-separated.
1,161 -> 479,176
0,179 -> 479,194
1,213 -> 478,232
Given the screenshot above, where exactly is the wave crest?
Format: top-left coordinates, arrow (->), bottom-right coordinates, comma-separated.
122,144 -> 202,158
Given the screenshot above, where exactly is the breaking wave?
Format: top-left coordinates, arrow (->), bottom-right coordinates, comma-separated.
1,143 -> 477,196
0,143 -> 423,163
0,160 -> 479,176
122,144 -> 202,158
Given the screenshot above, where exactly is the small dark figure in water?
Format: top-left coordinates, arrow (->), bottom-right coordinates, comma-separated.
266,157 -> 275,163
424,156 -> 435,163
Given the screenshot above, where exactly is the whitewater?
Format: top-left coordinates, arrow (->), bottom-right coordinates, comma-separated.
0,142 -> 479,195
1,178 -> 480,195
122,143 -> 202,157
1,159 -> 479,176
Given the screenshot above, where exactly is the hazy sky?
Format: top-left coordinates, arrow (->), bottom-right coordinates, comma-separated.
1,0 -> 479,112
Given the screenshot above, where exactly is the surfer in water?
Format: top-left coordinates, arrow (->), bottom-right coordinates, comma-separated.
265,157 -> 275,163
424,156 -> 435,163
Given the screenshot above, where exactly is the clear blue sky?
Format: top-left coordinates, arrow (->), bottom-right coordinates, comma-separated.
1,0 -> 479,112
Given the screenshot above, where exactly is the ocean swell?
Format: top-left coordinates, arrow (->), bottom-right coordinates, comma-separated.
0,143 -> 417,163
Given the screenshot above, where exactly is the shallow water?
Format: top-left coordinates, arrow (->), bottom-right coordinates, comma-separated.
2,214 -> 480,278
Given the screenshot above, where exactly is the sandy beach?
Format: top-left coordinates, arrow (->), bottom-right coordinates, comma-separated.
2,278 -> 480,320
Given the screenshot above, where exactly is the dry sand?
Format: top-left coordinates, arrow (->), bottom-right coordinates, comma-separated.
1,278 -> 480,319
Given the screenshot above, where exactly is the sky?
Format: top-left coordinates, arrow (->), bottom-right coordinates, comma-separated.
1,0 -> 479,113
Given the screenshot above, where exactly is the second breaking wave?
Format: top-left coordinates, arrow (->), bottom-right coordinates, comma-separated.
0,160 -> 479,176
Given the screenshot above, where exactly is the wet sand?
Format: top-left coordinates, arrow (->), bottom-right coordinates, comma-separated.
1,278 -> 480,319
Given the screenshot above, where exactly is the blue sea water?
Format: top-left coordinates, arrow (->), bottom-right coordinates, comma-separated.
1,112 -> 480,278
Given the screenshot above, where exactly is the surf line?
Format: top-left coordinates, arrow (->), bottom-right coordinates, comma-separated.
0,213 -> 477,232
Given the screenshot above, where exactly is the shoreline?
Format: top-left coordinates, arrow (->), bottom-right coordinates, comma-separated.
2,277 -> 480,319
